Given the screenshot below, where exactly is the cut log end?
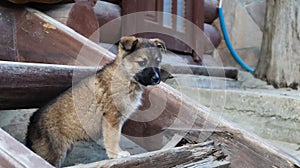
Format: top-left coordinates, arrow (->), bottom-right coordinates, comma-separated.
67,1 -> 99,42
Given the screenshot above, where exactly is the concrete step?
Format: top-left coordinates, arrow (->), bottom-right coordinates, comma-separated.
166,74 -> 240,89
267,139 -> 300,159
164,82 -> 300,159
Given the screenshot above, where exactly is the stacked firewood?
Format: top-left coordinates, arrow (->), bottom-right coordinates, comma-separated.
203,0 -> 221,50
6,0 -> 220,46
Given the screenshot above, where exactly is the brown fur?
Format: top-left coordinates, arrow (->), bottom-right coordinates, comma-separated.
26,36 -> 165,167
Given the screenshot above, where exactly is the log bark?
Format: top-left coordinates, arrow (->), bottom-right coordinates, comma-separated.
122,83 -> 300,167
94,0 -> 121,43
162,64 -> 238,79
0,128 -> 53,168
254,0 -> 300,89
204,0 -> 218,23
0,61 -> 100,109
34,1 -> 99,42
0,3 -> 109,64
16,7 -> 112,65
66,141 -> 229,168
204,23 -> 221,49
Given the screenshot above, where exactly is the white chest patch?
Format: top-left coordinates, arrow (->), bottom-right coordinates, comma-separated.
120,90 -> 143,126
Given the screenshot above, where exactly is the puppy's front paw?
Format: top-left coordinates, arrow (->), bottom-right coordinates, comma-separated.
116,150 -> 130,158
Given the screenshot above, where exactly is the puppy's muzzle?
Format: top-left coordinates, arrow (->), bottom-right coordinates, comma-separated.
134,67 -> 161,86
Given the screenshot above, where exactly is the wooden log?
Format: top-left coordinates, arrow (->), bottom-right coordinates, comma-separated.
0,61 -> 100,110
254,0 -> 300,89
94,0 -> 121,43
0,3 -> 111,64
185,128 -> 300,168
33,1 -> 100,43
204,23 -> 221,48
0,128 -> 53,168
204,0 -> 218,23
162,64 -> 238,79
123,83 -> 300,167
66,141 -> 229,168
14,7 -> 113,65
0,3 -> 299,168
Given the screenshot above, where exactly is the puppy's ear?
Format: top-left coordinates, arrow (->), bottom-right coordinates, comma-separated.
119,36 -> 139,52
150,38 -> 166,52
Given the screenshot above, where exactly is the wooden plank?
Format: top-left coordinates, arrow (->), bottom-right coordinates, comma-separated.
0,61 -> 100,110
162,64 -> 238,79
67,141 -> 229,168
0,128 -> 53,168
185,128 -> 300,168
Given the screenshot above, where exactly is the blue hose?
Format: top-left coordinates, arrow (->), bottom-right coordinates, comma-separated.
218,7 -> 254,73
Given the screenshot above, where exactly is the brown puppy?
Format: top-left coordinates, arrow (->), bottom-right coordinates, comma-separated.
26,36 -> 165,167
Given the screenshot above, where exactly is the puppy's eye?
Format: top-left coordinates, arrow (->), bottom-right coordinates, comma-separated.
137,59 -> 147,67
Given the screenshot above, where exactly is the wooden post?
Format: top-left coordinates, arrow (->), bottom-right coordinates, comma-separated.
255,0 -> 300,89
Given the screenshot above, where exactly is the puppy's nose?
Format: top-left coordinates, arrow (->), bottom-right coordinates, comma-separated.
151,73 -> 161,84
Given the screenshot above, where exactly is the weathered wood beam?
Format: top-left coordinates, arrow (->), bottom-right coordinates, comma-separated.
1,5 -> 113,65
162,64 -> 238,79
0,61 -> 172,110
0,128 -> 53,168
123,83 -> 300,167
0,61 -> 100,110
16,7 -> 113,65
66,141 -> 229,168
33,1 -> 100,43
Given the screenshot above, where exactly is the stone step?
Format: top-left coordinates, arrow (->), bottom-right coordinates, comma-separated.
166,74 -> 240,89
164,84 -> 300,147
165,80 -> 300,159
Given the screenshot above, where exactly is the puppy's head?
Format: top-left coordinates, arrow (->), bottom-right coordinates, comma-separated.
118,36 -> 166,86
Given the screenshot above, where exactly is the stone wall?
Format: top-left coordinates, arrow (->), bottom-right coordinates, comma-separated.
213,0 -> 266,70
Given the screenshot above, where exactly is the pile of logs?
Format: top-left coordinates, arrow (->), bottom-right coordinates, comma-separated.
4,0 -> 220,49
0,2 -> 299,168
